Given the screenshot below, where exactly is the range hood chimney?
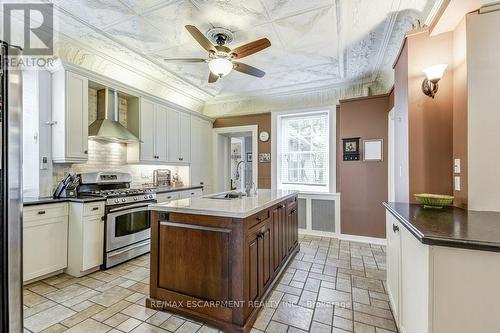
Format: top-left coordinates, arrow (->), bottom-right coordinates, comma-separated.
88,88 -> 140,143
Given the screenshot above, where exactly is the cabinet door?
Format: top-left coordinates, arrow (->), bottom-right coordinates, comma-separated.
247,231 -> 260,303
66,71 -> 88,160
23,216 -> 68,281
167,109 -> 180,162
260,221 -> 272,291
82,216 -> 104,271
155,105 -> 168,162
179,113 -> 191,163
140,99 -> 156,162
272,206 -> 283,272
190,117 -> 203,186
386,212 -> 401,326
280,206 -> 287,261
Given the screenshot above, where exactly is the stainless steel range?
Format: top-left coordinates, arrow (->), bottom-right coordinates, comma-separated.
78,172 -> 156,269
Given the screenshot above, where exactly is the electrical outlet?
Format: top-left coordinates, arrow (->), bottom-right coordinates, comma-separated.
454,159 -> 461,173
454,176 -> 461,191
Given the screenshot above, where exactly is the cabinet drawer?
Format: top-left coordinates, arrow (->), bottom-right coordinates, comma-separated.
24,203 -> 68,221
83,202 -> 105,217
157,192 -> 180,203
178,189 -> 203,199
247,209 -> 271,229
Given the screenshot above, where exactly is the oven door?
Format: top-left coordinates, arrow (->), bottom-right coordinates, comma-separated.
106,202 -> 152,252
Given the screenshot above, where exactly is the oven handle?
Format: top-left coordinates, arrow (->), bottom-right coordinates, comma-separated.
108,202 -> 153,213
108,240 -> 151,258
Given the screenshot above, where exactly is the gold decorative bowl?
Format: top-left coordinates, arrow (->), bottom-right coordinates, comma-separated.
414,193 -> 454,209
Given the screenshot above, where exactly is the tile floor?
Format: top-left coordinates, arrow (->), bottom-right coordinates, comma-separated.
23,235 -> 396,333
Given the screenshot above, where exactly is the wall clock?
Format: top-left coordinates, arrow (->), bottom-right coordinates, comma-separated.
259,131 -> 269,142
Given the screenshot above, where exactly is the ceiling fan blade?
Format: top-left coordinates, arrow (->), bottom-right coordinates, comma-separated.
185,25 -> 217,53
233,62 -> 266,78
208,71 -> 219,83
163,58 -> 206,63
231,38 -> 271,59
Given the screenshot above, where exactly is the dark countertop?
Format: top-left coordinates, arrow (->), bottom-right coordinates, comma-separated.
23,185 -> 204,206
384,202 -> 500,252
23,196 -> 106,206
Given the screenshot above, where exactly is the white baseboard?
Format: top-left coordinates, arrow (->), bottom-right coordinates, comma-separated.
299,229 -> 387,246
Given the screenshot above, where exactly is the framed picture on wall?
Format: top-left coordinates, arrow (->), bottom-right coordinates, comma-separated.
342,137 -> 360,161
246,152 -> 252,162
363,139 -> 383,161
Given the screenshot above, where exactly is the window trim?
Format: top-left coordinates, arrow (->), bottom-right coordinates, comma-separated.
272,107 -> 336,194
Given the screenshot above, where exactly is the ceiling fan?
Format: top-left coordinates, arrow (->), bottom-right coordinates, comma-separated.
164,25 -> 271,83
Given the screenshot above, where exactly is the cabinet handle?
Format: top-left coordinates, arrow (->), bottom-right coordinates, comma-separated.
392,224 -> 399,233
92,207 -> 99,211
179,157 -> 183,161
256,217 -> 263,221
37,210 -> 46,215
167,196 -> 172,199
200,182 -> 204,185
84,150 -> 88,154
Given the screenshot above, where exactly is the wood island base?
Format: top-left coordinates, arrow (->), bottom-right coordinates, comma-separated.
146,194 -> 299,333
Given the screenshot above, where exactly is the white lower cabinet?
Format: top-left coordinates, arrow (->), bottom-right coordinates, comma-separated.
385,211 -> 401,324
156,189 -> 203,203
67,201 -> 105,277
23,203 -> 69,282
386,211 -> 500,333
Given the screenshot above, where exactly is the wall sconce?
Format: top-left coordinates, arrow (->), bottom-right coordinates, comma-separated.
422,64 -> 447,98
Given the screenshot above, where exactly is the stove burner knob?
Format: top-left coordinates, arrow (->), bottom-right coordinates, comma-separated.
134,197 -> 138,201
144,195 -> 148,199
121,198 -> 126,202
114,199 -> 119,203
149,195 -> 153,199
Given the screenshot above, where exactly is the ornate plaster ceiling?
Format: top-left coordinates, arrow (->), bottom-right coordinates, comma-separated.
3,0 -> 438,109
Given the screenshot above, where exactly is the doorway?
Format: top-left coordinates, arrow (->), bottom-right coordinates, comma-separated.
213,125 -> 258,193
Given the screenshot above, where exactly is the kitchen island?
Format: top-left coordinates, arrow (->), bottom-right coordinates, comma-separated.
147,190 -> 299,333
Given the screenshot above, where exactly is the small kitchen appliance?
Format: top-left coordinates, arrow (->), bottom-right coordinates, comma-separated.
153,169 -> 171,187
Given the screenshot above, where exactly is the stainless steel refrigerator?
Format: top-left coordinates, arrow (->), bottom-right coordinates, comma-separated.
1,40 -> 23,332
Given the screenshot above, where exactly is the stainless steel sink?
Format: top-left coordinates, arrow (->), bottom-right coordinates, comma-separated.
207,192 -> 246,200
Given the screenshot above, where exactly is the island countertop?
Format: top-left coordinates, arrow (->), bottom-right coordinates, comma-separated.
149,189 -> 298,218
384,202 -> 500,252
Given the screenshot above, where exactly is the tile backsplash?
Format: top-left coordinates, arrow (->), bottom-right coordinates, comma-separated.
52,139 -> 190,190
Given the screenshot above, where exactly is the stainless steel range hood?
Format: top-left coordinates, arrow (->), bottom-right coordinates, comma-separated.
88,88 -> 140,143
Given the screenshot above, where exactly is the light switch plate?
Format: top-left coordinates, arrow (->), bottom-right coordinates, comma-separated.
454,159 -> 461,173
454,176 -> 461,191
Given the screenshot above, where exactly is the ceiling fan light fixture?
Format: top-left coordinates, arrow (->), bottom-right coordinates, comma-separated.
208,58 -> 233,77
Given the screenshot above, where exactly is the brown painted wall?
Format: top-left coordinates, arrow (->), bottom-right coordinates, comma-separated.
338,95 -> 389,238
213,113 -> 271,189
407,31 -> 454,201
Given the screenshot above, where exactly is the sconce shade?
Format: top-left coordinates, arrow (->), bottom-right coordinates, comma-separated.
423,64 -> 448,82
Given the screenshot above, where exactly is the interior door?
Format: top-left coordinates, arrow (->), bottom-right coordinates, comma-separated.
140,99 -> 156,162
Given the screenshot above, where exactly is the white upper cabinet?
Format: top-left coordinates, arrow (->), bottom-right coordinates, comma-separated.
155,105 -> 168,162
138,98 -> 156,162
52,69 -> 89,163
179,113 -> 191,163
166,109 -> 180,162
190,116 -> 213,192
127,97 -> 169,163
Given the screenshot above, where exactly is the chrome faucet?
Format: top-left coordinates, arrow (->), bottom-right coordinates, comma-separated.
235,160 -> 246,180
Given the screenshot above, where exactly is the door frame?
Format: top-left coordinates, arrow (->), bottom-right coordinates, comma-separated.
212,125 -> 258,193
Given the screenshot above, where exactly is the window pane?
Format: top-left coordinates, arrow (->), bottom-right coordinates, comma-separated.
279,112 -> 329,189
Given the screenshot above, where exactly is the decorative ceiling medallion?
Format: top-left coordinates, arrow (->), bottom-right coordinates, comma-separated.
206,27 -> 234,45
